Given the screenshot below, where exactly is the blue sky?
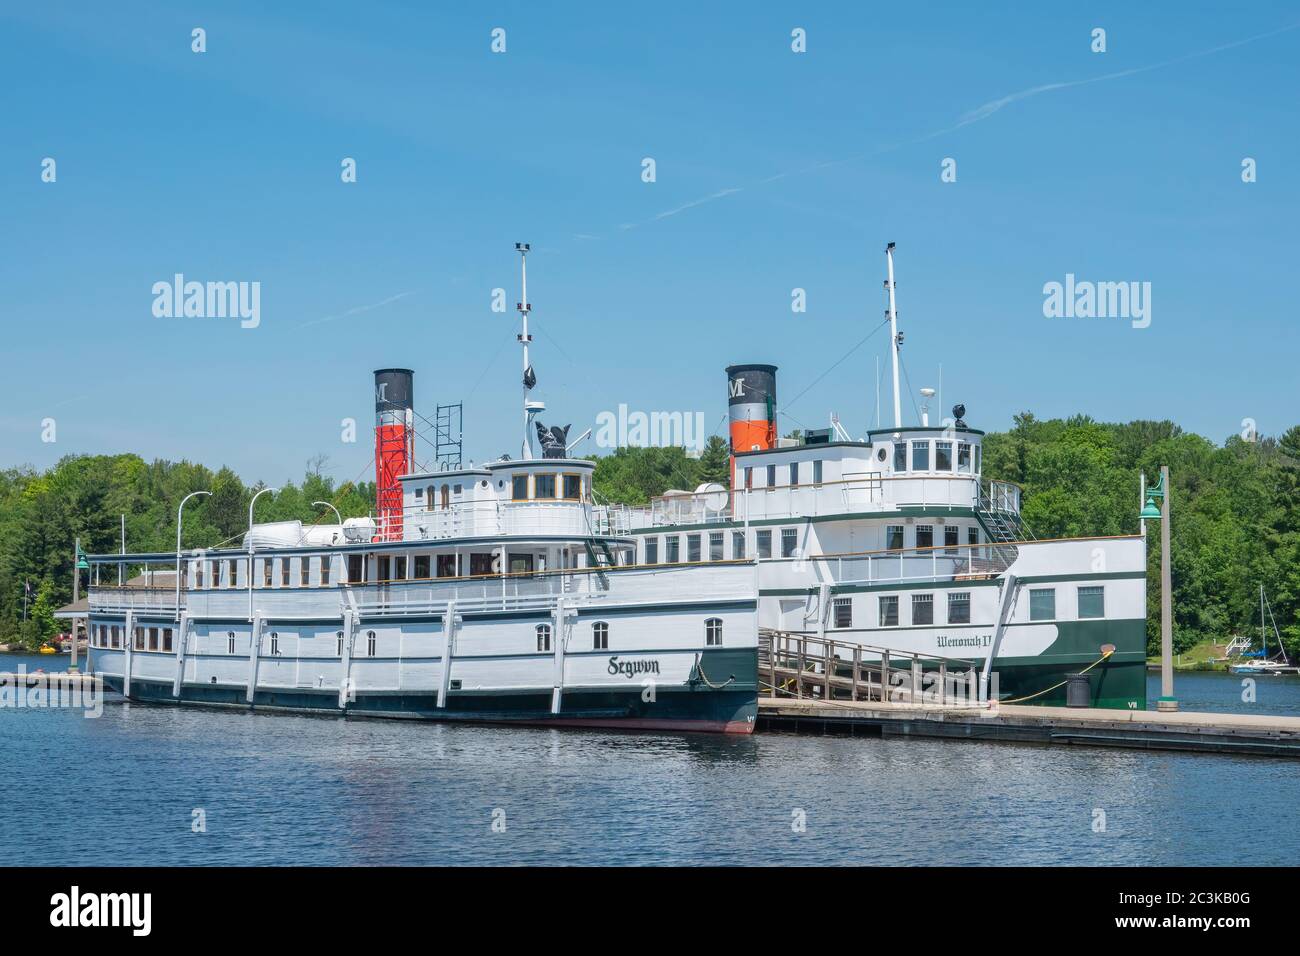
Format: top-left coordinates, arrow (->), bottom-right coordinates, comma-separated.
3,1 -> 1297,486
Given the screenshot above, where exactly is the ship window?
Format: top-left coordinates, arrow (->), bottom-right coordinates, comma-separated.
536,624 -> 552,652
134,627 -> 145,650
347,554 -> 364,583
912,593 -> 934,626
766,464 -> 776,488
974,445 -> 982,475
968,527 -> 980,546
111,625 -> 120,648
709,532 -> 724,562
893,443 -> 906,472
148,627 -> 159,651
665,536 -> 680,563
879,596 -> 899,627
687,534 -> 701,562
470,553 -> 495,576
535,474 -> 557,499
833,598 -> 852,629
916,525 -> 933,549
262,561 -> 273,588
270,632 -> 279,655
958,442 -> 972,473
320,557 -> 331,585
512,474 -> 530,500
755,529 -> 771,559
563,474 -> 581,500
936,441 -> 953,471
1078,586 -> 1105,619
414,554 -> 431,579
705,618 -> 723,647
781,528 -> 797,558
441,484 -> 451,509
426,485 -> 435,510
281,560 -> 290,587
337,631 -> 345,656
592,621 -> 609,650
945,526 -> 959,554
812,460 -> 823,485
877,447 -> 887,463
911,440 -> 930,471
886,525 -> 904,550
367,630 -> 376,656
948,592 -> 971,624
732,531 -> 746,560
789,462 -> 800,487
228,559 -> 239,587
1030,588 -> 1056,621
744,467 -> 753,490
299,559 -> 308,586
228,631 -> 236,654
163,628 -> 173,653
437,554 -> 457,577
195,562 -> 204,588
645,538 -> 658,564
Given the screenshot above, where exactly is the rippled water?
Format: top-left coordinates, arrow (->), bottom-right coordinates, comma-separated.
4,655 -> 1299,865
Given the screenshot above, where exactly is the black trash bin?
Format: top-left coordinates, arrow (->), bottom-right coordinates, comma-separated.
1065,673 -> 1091,708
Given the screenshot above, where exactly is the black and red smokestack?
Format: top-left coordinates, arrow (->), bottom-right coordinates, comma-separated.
374,368 -> 414,542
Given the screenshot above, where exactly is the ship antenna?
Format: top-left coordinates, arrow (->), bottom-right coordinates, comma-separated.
884,241 -> 903,430
516,242 -> 534,459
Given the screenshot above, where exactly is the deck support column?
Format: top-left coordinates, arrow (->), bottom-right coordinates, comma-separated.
246,613 -> 263,704
339,608 -> 356,709
172,611 -> 189,698
437,601 -> 457,709
122,609 -> 134,700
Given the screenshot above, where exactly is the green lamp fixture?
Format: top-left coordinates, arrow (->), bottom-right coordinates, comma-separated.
1139,496 -> 1162,520
75,545 -> 90,570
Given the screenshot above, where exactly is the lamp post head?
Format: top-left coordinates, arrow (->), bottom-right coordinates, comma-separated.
1139,497 -> 1162,520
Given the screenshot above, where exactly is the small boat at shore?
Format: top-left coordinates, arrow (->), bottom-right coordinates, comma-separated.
1229,587 -> 1295,675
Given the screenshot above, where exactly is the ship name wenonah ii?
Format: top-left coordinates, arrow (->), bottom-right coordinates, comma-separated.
86,243 -> 1147,734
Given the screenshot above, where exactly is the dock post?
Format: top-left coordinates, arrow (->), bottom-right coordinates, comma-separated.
880,649 -> 890,702
939,663 -> 947,706
797,637 -> 806,699
911,656 -> 920,706
769,632 -> 778,696
825,639 -> 835,700
851,646 -> 861,702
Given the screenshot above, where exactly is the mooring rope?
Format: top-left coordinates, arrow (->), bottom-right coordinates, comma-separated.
995,648 -> 1114,705
693,654 -> 735,690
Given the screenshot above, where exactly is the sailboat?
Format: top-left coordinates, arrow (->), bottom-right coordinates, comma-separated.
1229,586 -> 1294,675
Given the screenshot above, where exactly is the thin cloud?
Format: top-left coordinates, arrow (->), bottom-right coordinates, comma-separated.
299,291 -> 413,328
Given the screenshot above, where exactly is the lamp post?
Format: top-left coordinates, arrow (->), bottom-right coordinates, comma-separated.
1140,467 -> 1175,711
312,501 -> 343,528
247,487 -> 277,621
175,491 -> 212,623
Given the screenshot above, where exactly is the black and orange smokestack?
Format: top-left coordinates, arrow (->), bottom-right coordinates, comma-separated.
374,368 -> 414,542
725,364 -> 777,487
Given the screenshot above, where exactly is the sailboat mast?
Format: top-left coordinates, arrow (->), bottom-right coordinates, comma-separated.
885,242 -> 902,430
517,242 -> 532,459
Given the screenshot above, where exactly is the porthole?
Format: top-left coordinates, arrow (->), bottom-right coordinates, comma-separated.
877,448 -> 887,462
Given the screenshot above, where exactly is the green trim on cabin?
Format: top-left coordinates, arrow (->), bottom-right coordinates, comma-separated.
759,568 -> 1143,597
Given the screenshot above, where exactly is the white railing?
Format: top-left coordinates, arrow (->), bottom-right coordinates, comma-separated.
759,541 -> 1015,590
87,587 -> 181,614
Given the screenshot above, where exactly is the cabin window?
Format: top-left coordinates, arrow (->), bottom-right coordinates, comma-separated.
744,467 -> 753,490
426,485 -> 435,511
148,627 -> 159,651
536,624 -> 552,652
320,557 -> 331,586
936,441 -> 953,471
377,556 -> 391,583
912,593 -> 934,626
110,625 -> 120,648
441,485 -> 451,509
948,592 -> 971,624
512,474 -> 530,500
281,560 -> 290,587
262,561 -> 273,588
134,627 -> 145,650
974,445 -> 982,474
162,628 -> 174,653
534,474 -> 556,499
414,554 -> 431,578
781,528 -> 797,558
1078,586 -> 1105,619
665,536 -> 680,563
945,526 -> 959,555
270,632 -> 279,655
366,630 -> 376,656
893,443 -> 907,472
645,538 -> 659,564
812,460 -> 823,485
300,559 -> 309,586
886,525 -> 904,550
563,474 -> 581,500
470,553 -> 495,576
968,527 -> 980,547
705,617 -> 723,647
958,442 -> 972,473
437,554 -> 457,577
195,563 -> 204,588
756,530 -> 772,559
709,532 -> 724,562
337,631 -> 345,656
592,621 -> 609,650
916,525 -> 933,549
879,596 -> 899,627
732,531 -> 746,560
687,534 -> 701,562
1030,588 -> 1056,621
911,440 -> 930,471
228,631 -> 236,654
347,554 -> 364,583
789,462 -> 800,487
833,598 -> 852,629
509,553 -> 534,574
766,464 -> 776,488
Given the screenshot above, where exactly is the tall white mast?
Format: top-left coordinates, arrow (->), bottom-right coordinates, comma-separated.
884,242 -> 903,429
516,242 -> 532,459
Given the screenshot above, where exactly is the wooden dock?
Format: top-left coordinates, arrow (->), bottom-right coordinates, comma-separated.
757,697 -> 1300,757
